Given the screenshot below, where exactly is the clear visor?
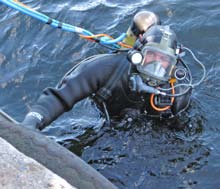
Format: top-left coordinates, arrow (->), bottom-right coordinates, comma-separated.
137,47 -> 176,81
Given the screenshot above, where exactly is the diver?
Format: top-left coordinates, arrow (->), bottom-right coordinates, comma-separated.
22,11 -> 204,130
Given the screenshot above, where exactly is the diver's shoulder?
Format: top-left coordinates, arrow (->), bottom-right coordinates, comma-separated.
85,52 -> 129,65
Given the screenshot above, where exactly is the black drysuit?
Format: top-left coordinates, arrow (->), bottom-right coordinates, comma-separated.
22,53 -> 191,130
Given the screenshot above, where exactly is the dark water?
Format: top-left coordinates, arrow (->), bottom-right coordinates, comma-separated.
1,0 -> 220,188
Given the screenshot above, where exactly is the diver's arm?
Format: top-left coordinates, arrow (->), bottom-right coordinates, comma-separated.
22,54 -> 125,130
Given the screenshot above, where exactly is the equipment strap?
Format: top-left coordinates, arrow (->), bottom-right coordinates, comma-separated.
95,61 -> 128,103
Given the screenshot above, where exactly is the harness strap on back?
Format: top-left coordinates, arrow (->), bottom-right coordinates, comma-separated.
94,61 -> 128,103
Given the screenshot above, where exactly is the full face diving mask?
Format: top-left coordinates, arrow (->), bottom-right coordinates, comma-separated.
128,26 -> 178,86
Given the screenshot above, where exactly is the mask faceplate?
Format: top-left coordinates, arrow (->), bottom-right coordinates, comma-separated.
136,46 -> 176,84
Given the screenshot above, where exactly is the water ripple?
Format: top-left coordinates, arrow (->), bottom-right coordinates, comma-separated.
1,0 -> 220,188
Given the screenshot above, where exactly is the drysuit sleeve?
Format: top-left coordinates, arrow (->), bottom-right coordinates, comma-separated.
22,54 -> 126,130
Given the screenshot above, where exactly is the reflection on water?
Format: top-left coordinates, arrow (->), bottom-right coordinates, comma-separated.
80,110 -> 209,189
1,0 -> 220,188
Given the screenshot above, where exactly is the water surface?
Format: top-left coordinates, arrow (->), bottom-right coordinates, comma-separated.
1,0 -> 220,188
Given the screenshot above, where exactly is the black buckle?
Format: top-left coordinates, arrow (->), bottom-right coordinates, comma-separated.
154,95 -> 172,106
94,88 -> 112,104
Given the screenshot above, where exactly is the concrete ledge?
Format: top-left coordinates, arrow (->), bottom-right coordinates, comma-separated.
0,113 -> 117,189
0,137 -> 76,189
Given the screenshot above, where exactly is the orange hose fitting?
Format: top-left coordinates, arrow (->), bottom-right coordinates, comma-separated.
150,81 -> 175,112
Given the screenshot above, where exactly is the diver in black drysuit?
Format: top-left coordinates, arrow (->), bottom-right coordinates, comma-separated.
22,35 -> 191,129
22,13 -> 192,130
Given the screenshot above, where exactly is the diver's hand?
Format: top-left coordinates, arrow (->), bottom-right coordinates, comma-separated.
22,112 -> 44,131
